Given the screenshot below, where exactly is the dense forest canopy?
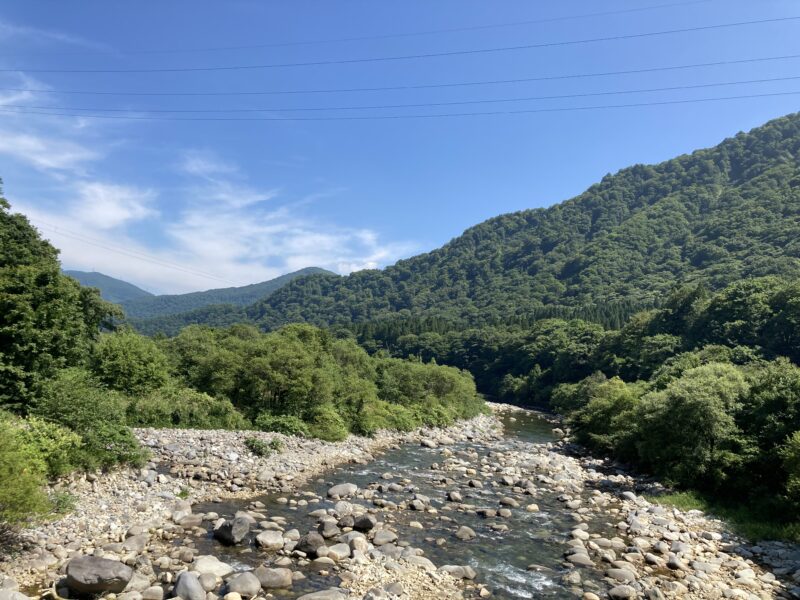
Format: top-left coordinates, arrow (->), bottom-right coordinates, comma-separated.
64,270 -> 153,304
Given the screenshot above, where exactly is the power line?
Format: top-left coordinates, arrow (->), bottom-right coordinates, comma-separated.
2,53 -> 799,97
11,0 -> 714,55
32,219 -> 242,286
4,75 -> 798,114
2,16 -> 797,74
3,90 -> 799,121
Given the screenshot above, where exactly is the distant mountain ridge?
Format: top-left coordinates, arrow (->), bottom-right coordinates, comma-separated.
120,266 -> 334,319
64,270 -> 153,304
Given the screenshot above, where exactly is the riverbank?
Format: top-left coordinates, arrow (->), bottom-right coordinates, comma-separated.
2,406 -> 799,600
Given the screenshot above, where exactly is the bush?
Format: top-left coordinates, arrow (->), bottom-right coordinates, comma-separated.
127,385 -> 250,430
92,329 -> 172,395
244,437 -> 272,457
15,416 -> 82,478
568,377 -> 641,456
306,403 -> 349,442
33,368 -> 146,470
781,431 -> 800,508
354,399 -> 417,435
254,413 -> 310,437
0,416 -> 49,525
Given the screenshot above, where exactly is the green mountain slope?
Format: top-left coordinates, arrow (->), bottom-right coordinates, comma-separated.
239,112 -> 800,330
121,266 -> 333,319
64,270 -> 154,304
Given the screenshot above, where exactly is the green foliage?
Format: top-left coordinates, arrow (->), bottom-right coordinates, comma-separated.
635,363 -> 749,489
306,403 -> 349,442
92,329 -> 172,395
244,436 -> 272,457
0,415 -> 49,525
167,323 -> 483,440
568,377 -> 641,455
15,415 -> 82,478
780,432 -> 800,508
33,368 -> 145,470
254,413 -> 310,437
0,198 -> 119,412
126,385 -> 249,430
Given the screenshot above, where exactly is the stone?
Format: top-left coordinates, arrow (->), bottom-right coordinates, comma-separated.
446,490 -> 462,502
142,587 -> 164,600
65,556 -> 134,594
455,526 -> 476,541
193,556 -> 234,578
353,514 -> 377,532
213,517 -> 250,545
608,585 -> 637,599
296,532 -> 326,557
566,553 -> 594,568
372,530 -> 398,546
327,483 -> 358,498
296,590 -> 346,600
255,530 -> 284,550
173,572 -> 205,600
198,574 -> 217,592
225,572 -> 260,598
254,567 -> 293,589
327,543 -> 351,561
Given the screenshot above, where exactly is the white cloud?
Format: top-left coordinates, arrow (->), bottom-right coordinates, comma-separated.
70,181 -> 157,229
0,131 -> 98,173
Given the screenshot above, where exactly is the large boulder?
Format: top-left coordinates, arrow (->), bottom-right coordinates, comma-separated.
173,572 -> 205,600
65,556 -> 134,594
253,566 -> 293,589
213,517 -> 250,545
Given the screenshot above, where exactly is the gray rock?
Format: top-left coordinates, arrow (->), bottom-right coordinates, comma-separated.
65,556 -> 134,594
0,592 -> 28,600
327,483 -> 358,498
226,572 -> 260,598
353,514 -> 377,532
296,590 -> 346,600
455,526 -> 476,541
255,530 -> 284,550
372,530 -> 397,546
296,532 -> 326,557
327,543 -> 351,561
193,556 -> 234,578
213,517 -> 250,545
142,587 -> 164,600
173,572 -> 205,600
198,574 -> 217,592
254,566 -> 293,589
609,585 -> 637,599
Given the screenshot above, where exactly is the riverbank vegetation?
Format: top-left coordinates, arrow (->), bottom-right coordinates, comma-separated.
0,196 -> 483,527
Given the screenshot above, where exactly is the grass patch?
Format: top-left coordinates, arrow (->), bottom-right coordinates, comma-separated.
645,490 -> 800,543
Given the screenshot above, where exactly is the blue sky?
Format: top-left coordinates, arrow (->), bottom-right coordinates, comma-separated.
0,0 -> 798,294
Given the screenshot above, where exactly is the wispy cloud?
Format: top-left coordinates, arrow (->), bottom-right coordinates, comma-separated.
0,18 -> 108,52
0,130 -> 98,173
70,181 -> 157,229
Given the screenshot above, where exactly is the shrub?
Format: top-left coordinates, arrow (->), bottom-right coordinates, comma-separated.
254,413 -> 310,437
354,399 -> 417,435
244,437 -> 271,457
33,368 -> 146,470
15,416 -> 82,478
127,385 -> 249,430
0,416 -> 49,525
306,403 -> 349,442
781,431 -> 800,508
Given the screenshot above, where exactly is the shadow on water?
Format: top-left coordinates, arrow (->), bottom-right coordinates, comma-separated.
192,412 -> 591,599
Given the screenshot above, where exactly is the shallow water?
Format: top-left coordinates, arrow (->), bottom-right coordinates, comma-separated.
192,412 -> 595,599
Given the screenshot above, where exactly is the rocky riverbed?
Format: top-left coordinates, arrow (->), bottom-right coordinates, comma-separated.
1,405 -> 799,600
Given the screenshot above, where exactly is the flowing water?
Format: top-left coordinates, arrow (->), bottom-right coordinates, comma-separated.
192,413 -> 596,599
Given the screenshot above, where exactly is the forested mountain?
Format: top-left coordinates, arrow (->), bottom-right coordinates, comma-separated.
121,266 -> 333,319
65,270 -> 153,304
233,112 -> 800,330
